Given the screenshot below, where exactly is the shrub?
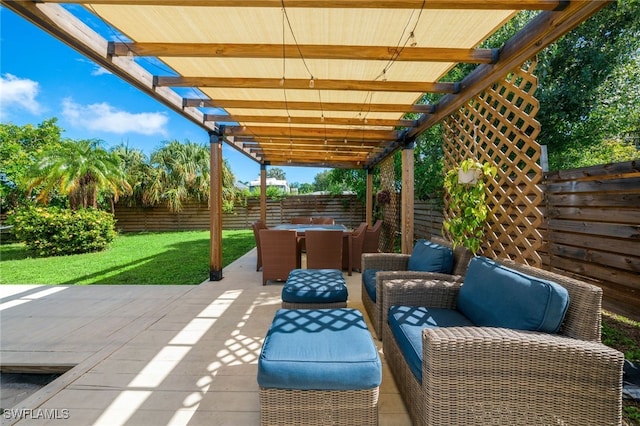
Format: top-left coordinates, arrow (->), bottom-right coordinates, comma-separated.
8,207 -> 117,256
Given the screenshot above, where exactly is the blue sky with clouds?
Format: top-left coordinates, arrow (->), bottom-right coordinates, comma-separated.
0,6 -> 329,185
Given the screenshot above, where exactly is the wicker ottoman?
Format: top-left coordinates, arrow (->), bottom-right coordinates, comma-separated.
258,308 -> 382,426
281,268 -> 348,309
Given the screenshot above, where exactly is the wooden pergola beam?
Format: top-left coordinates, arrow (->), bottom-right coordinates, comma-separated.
225,125 -> 398,140
242,140 -> 381,149
205,114 -> 416,128
157,76 -> 457,94
184,98 -> 432,113
44,0 -> 569,11
113,43 -> 497,64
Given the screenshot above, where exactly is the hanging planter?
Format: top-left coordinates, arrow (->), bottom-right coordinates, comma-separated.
456,159 -> 484,184
457,167 -> 482,184
376,189 -> 391,205
443,159 -> 497,255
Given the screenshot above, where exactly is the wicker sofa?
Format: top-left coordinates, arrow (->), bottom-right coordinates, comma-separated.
361,237 -> 472,339
381,256 -> 624,425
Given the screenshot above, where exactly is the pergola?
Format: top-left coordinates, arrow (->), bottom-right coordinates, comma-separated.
3,0 -> 612,280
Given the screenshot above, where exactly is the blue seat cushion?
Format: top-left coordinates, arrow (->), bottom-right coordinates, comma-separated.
457,257 -> 570,333
388,305 -> 474,382
407,240 -> 454,274
282,269 -> 347,304
258,308 -> 382,390
362,269 -> 380,302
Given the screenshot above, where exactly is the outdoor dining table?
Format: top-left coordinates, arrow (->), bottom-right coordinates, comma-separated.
272,223 -> 348,234
272,224 -> 353,275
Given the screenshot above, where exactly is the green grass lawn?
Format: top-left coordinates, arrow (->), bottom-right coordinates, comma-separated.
0,230 -> 255,285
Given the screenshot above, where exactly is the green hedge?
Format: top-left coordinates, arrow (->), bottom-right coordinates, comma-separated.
8,207 -> 117,256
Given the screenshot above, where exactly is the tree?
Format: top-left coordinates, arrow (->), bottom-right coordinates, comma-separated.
111,143 -> 153,207
0,118 -> 64,211
147,140 -> 210,212
267,167 -> 286,180
27,138 -> 131,210
145,140 -> 238,212
535,0 -> 640,169
312,170 -> 332,192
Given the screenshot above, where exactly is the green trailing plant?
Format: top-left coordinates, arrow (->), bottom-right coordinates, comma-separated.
443,159 -> 497,255
8,206 -> 117,256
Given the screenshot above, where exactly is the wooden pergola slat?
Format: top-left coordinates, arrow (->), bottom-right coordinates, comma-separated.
157,76 -> 456,94
205,114 -> 416,127
112,42 -> 498,64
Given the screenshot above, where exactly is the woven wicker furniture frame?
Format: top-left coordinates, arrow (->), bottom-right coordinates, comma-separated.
381,259 -> 624,425
361,237 -> 472,339
259,387 -> 379,426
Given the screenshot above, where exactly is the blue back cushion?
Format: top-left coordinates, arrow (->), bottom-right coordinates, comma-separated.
362,269 -> 379,302
457,257 -> 570,333
407,240 -> 454,274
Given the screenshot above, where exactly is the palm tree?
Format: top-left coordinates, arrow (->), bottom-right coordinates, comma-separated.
146,140 -> 238,212
147,140 -> 210,212
111,143 -> 153,207
27,139 -> 131,210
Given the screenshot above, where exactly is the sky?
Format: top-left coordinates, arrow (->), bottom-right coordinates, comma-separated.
0,6 -> 330,185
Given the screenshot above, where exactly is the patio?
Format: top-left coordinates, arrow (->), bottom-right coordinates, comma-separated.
0,250 -> 411,425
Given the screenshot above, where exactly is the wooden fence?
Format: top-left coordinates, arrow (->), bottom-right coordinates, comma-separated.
114,194 -> 365,232
543,161 -> 640,320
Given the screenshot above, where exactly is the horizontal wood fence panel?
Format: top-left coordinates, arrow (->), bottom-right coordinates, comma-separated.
544,160 -> 640,321
548,231 -> 638,257
413,199 -> 444,240
549,243 -> 640,276
547,206 -> 640,224
114,195 -> 365,233
546,176 -> 640,193
547,193 -> 640,208
548,219 -> 640,239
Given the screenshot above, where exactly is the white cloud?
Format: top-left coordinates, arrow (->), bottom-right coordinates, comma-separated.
0,74 -> 42,118
91,66 -> 112,76
61,98 -> 168,136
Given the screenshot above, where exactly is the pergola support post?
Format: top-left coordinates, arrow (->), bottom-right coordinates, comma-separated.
366,168 -> 373,226
401,140 -> 415,254
209,126 -> 225,281
260,164 -> 267,223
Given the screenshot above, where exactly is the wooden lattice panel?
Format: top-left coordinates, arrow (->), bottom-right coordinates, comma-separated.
379,155 -> 398,253
443,60 -> 544,266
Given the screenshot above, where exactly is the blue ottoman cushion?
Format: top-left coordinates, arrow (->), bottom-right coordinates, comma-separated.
388,305 -> 474,382
258,308 -> 382,390
362,269 -> 379,302
282,269 -> 347,304
457,257 -> 570,333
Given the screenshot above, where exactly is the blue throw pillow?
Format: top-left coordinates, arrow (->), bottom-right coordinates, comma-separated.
457,257 -> 570,333
407,240 -> 454,274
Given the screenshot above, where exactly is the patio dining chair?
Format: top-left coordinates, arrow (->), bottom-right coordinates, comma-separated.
304,230 -> 344,270
251,219 -> 268,271
259,229 -> 301,285
342,222 -> 368,273
362,220 -> 382,255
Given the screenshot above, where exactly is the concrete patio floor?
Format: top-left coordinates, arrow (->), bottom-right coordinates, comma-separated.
0,249 -> 411,425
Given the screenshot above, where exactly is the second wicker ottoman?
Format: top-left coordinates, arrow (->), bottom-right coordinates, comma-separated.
258,308 -> 382,426
281,268 -> 348,309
